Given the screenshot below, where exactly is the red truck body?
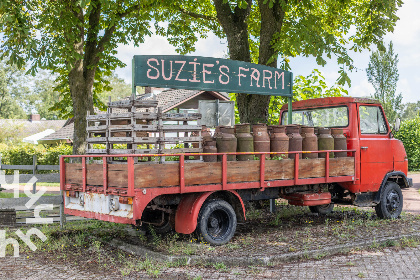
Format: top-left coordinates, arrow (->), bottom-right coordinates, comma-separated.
279,97 -> 409,194
61,97 -> 411,245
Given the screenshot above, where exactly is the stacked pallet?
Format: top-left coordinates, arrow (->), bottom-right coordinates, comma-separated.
86,96 -> 203,162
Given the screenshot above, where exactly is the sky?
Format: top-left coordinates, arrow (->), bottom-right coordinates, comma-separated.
114,0 -> 420,104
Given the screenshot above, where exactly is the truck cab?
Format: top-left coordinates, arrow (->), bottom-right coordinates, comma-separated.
280,97 -> 412,218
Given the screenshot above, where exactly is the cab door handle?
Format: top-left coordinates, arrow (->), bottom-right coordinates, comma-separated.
361,146 -> 368,150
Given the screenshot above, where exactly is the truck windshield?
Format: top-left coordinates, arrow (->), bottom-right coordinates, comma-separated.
281,106 -> 348,127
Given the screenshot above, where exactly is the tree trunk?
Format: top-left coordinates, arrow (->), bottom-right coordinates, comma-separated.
214,0 -> 286,124
236,0 -> 286,124
68,61 -> 95,155
68,4 -> 95,155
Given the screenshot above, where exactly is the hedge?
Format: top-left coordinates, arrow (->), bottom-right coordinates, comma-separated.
394,116 -> 420,171
0,143 -> 72,174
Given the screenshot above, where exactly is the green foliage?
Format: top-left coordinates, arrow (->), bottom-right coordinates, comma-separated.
0,0 -> 154,120
267,69 -> 348,125
0,120 -> 26,143
401,102 -> 420,121
393,117 -> 420,171
0,58 -> 29,119
26,70 -> 61,120
0,143 -> 72,174
367,41 -> 402,123
97,72 -> 132,105
164,0 -> 402,86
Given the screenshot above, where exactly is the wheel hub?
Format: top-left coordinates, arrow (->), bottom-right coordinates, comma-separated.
209,216 -> 219,228
386,190 -> 400,213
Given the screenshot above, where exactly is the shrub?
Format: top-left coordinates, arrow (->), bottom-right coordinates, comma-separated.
0,143 -> 72,174
394,116 -> 420,171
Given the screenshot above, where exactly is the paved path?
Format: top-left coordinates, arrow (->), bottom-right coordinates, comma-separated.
1,246 -> 420,279
402,173 -> 420,214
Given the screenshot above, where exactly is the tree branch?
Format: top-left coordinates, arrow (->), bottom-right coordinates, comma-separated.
176,6 -> 216,21
96,2 -> 144,54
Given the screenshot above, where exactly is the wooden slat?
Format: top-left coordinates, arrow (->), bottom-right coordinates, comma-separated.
161,137 -> 201,143
37,165 -> 60,171
108,137 -> 133,143
109,113 -> 132,119
108,100 -> 158,108
133,137 -> 159,144
184,162 -> 222,185
86,125 -> 108,132
86,164 -> 103,186
161,125 -> 201,131
135,149 -> 159,154
162,148 -> 202,154
108,164 -> 128,188
1,174 -> 59,184
86,114 -> 108,120
87,137 -> 107,143
109,149 -> 134,154
87,149 -> 107,154
162,113 -> 202,121
227,161 -> 260,182
0,165 -> 33,170
265,159 -> 294,180
65,163 -> 83,185
133,112 -> 157,120
299,158 -> 326,178
134,163 -> 179,188
330,157 -> 355,176
133,124 -> 158,131
109,125 -> 133,131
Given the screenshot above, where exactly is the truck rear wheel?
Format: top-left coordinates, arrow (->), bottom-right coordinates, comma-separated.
375,182 -> 403,219
309,203 -> 334,215
196,199 -> 237,245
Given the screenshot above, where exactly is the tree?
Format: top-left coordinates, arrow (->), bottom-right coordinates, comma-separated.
97,72 -> 132,105
366,41 -> 402,123
0,59 -> 28,119
269,69 -> 348,124
401,102 -> 420,121
160,0 -> 403,123
0,0 -> 154,154
27,70 -> 62,120
230,69 -> 348,124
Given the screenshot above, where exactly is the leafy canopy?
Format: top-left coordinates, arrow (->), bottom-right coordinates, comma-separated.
230,69 -> 348,124
366,41 -> 402,123
160,0 -> 402,87
0,58 -> 28,119
0,0 -> 154,117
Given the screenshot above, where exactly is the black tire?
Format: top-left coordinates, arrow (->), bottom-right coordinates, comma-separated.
196,199 -> 237,246
309,203 -> 334,215
375,182 -> 403,219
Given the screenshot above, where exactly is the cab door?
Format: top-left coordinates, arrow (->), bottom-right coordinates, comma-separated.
358,105 -> 393,192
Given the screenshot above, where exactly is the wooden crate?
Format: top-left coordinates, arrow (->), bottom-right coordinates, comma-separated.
86,97 -> 203,160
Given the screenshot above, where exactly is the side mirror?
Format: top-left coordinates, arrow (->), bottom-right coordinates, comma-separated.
394,118 -> 400,132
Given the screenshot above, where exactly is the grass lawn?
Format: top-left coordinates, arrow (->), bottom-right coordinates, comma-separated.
0,192 -> 58,198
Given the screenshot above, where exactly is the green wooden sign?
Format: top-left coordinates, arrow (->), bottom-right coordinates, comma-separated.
133,55 -> 293,97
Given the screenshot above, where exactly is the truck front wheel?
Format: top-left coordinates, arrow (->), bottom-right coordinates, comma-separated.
196,199 -> 237,245
375,182 -> 403,219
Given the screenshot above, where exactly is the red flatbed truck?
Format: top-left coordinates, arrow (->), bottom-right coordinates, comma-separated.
61,55 -> 412,245
60,96 -> 412,245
